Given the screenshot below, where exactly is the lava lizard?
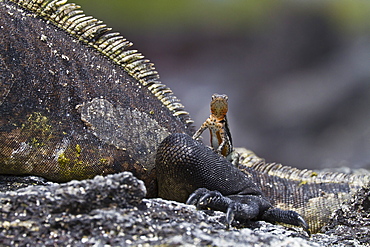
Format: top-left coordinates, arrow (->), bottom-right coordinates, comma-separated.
192,93 -> 239,165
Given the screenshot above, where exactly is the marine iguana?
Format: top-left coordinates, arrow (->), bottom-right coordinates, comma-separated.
0,0 -> 369,233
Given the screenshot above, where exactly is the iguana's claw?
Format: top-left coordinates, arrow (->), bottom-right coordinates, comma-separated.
186,188 -> 209,206
186,187 -> 309,233
187,188 -> 231,211
261,208 -> 310,234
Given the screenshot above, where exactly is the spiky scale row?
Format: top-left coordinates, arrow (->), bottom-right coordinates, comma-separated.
247,161 -> 370,186
9,0 -> 193,125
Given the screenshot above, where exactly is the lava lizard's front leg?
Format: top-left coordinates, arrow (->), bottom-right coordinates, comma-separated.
156,133 -> 309,233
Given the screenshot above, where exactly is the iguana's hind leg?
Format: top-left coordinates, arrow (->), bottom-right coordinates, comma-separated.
156,133 -> 308,232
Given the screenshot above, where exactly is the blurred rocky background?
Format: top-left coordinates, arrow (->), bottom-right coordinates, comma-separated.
73,0 -> 370,170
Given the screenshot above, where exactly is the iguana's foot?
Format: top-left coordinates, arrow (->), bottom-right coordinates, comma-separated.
187,188 -> 269,224
187,188 -> 309,233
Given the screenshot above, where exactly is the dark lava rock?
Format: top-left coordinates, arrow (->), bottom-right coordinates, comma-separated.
0,172 -> 368,246
0,175 -> 53,191
322,183 -> 370,246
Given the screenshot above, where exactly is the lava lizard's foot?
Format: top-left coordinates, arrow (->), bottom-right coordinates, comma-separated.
156,133 -> 309,232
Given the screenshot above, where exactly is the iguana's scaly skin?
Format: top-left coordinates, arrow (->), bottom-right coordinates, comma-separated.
1,0 -> 369,234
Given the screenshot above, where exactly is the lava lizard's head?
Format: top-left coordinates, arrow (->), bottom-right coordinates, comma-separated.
210,94 -> 228,120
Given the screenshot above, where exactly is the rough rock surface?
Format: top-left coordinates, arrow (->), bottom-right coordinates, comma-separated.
322,184 -> 370,246
0,173 -> 368,246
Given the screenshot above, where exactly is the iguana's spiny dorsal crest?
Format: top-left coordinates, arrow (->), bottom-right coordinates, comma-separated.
0,0 -> 194,196
4,0 -> 193,122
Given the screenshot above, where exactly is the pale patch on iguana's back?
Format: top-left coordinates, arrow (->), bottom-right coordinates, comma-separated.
77,98 -> 171,170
